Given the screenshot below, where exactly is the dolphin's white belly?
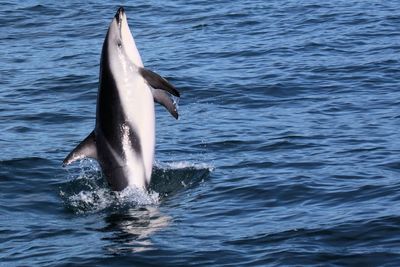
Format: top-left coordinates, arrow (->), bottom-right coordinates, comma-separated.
117,68 -> 155,188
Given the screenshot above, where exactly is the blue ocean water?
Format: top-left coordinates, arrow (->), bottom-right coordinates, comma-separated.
1,0 -> 400,266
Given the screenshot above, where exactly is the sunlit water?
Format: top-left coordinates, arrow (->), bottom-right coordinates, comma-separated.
1,1 -> 400,266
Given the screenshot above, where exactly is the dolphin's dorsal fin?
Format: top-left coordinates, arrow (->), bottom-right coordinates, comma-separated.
139,67 -> 180,97
152,88 -> 179,119
63,131 -> 98,166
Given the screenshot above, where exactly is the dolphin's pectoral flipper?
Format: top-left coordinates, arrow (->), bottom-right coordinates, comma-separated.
63,131 -> 98,166
152,88 -> 179,119
139,67 -> 180,97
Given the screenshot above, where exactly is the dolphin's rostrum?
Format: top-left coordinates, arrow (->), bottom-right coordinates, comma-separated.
63,7 -> 180,191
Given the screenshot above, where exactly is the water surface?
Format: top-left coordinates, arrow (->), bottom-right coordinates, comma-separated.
1,1 -> 400,266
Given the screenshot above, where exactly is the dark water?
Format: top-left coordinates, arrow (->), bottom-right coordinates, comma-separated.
1,1 -> 400,266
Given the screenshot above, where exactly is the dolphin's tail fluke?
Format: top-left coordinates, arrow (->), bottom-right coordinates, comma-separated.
63,131 -> 98,166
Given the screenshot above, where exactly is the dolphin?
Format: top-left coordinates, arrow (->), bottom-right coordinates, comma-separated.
63,7 -> 180,191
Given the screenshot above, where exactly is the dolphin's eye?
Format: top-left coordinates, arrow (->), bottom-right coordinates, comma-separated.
117,41 -> 122,48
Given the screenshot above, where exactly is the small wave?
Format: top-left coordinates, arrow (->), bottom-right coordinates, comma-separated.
151,161 -> 213,196
155,160 -> 215,171
0,157 -> 52,170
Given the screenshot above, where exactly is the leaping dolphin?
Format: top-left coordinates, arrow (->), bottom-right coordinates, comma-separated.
63,7 -> 180,191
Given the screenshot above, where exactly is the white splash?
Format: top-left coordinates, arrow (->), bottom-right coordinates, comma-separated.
62,160 -> 159,214
63,186 -> 160,214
